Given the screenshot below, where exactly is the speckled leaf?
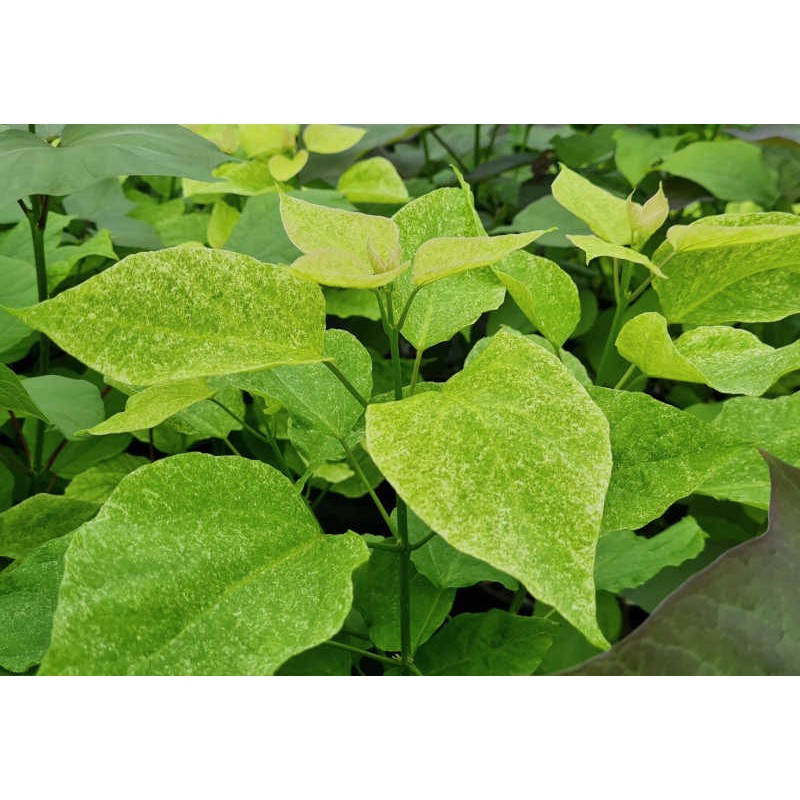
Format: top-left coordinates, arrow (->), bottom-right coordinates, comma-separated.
653,212 -> 800,324
414,610 -> 556,676
85,379 -> 214,436
9,247 -> 326,386
366,329 -> 613,648
591,387 -> 745,532
551,164 -> 631,245
164,386 -> 245,440
0,494 -> 98,561
567,235 -> 665,278
595,517 -> 708,593
0,535 -> 70,673
412,231 -> 546,286
570,454 -> 800,674
290,248 -> 408,288
352,537 -> 455,653
65,454 -> 149,505
40,454 -> 368,675
21,376 -> 104,440
337,157 -> 409,204
616,312 -> 800,395
698,394 -> 800,509
658,140 -> 779,205
391,188 -> 505,350
303,124 -> 365,154
492,251 -> 580,347
0,363 -> 44,418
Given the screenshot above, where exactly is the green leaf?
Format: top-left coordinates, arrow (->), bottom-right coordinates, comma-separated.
0,494 -> 98,561
303,125 -> 365,154
182,160 -> 276,198
653,212 -> 800,324
0,462 -> 13,512
414,610 -> 555,675
0,256 -> 37,361
85,379 -> 214,435
337,157 -> 409,204
238,125 -> 296,157
275,644 -> 351,676
366,329 -> 613,648
64,453 -> 149,504
407,509 -> 518,591
207,200 -> 240,249
0,363 -> 44,419
508,195 -> 591,248
324,287 -> 381,320
412,231 -> 547,286
0,535 -> 71,673
570,454 -> 800,674
491,251 -> 580,348
290,248 -> 409,288
658,140 -> 779,205
698,394 -> 800,509
40,454 -> 368,675
591,387 -> 745,532
613,128 -> 682,187
551,164 -> 631,245
10,247 -> 326,386
352,537 -> 455,652
21,376 -> 104,440
0,125 -> 228,204
595,517 -> 708,593
616,312 -> 800,396
567,234 -> 666,278
391,188 -> 505,350
627,183 -> 670,249
268,150 -> 308,182
47,228 -> 118,291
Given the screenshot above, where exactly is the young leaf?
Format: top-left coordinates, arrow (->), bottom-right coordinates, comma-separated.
616,312 -> 800,396
595,517 -> 708,593
9,247 -> 326,386
268,150 -> 309,182
337,157 -> 409,204
551,164 -> 631,245
570,453 -> 800,674
290,248 -> 409,288
39,454 -> 368,675
591,387 -> 745,532
0,535 -> 71,673
491,252 -> 580,348
627,183 -> 669,249
411,231 -> 547,286
303,124 -> 366,154
414,610 -> 556,676
653,212 -> 800,324
366,329 -> 613,648
567,235 -> 665,278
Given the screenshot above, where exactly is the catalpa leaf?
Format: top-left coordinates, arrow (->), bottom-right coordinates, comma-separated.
65,453 -> 149,505
268,150 -> 308,182
595,517 -> 708,593
591,387 -> 745,532
337,157 -> 409,204
414,610 -> 555,676
491,251 -> 580,348
40,454 -> 368,675
616,312 -> 800,396
0,494 -> 98,561
391,187 -> 505,350
85,379 -> 215,436
303,124 -> 365,154
0,256 -> 37,361
290,248 -> 409,288
411,230 -> 547,286
239,124 -> 296,157
0,363 -> 45,419
366,329 -> 613,648
551,163 -> 631,245
206,200 -> 240,249
653,212 -> 800,324
613,129 -> 682,187
0,535 -> 71,673
21,376 -> 104,440
9,247 -> 326,386
570,453 -> 800,674
567,234 -> 665,278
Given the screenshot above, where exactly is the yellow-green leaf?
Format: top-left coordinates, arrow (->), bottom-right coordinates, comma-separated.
567,234 -> 665,278
337,157 -> 409,204
303,124 -> 365,154
268,150 -> 308,182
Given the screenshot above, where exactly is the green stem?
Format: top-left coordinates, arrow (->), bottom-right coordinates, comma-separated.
322,640 -> 402,669
485,124 -> 501,159
409,348 -> 424,394
613,364 -> 638,391
408,530 -> 435,551
395,285 -> 422,332
421,132 -> 432,176
473,124 -> 481,168
626,275 -> 652,305
323,361 -> 368,408
222,436 -> 242,456
595,259 -> 632,387
340,438 -> 394,534
429,128 -> 468,174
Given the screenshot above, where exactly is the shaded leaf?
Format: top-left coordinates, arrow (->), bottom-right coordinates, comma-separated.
614,128 -> 682,187
65,453 -> 149,504
508,195 -> 591,248
21,376 -> 104,440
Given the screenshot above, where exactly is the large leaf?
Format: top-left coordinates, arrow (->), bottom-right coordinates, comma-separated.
414,610 -> 555,676
570,454 -> 800,674
658,140 -> 779,205
507,195 -> 591,248
0,535 -> 71,673
653,212 -> 800,324
616,312 -> 800,396
491,251 -> 580,348
39,454 -> 368,675
366,329 -> 613,647
10,247 -> 326,386
591,387 -> 744,532
0,125 -> 228,204
613,128 -> 683,187
391,188 -> 505,350
0,494 -> 98,561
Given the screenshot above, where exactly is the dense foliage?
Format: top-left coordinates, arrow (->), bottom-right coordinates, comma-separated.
1,123 -> 799,675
